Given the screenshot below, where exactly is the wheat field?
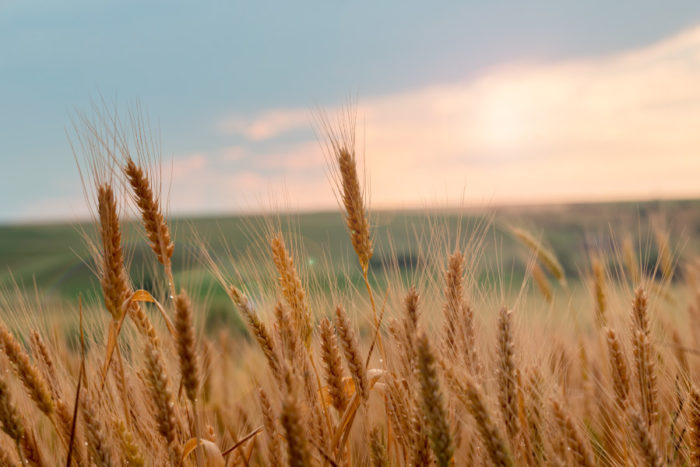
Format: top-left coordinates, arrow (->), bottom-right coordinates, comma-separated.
0,112 -> 697,467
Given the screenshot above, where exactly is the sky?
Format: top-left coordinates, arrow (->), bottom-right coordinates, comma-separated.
3,2 -> 700,223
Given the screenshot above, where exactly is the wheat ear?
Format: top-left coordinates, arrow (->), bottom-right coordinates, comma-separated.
143,339 -> 181,463
628,408 -> 662,467
96,184 -> 130,320
531,263 -> 553,303
56,398 -> 86,467
124,158 -> 174,267
270,233 -> 312,348
443,251 -> 466,354
258,388 -> 282,467
633,329 -> 657,428
416,332 -> 454,467
632,287 -> 651,336
411,403 -> 432,466
174,289 -> 199,403
323,112 -> 383,357
0,375 -> 25,457
592,256 -> 607,327
551,398 -> 595,467
0,322 -> 53,416
336,145 -> 372,274
606,328 -> 630,409
81,388 -> 115,467
320,317 -> 349,413
370,426 -> 389,467
496,307 -> 520,442
445,368 -> 513,467
385,375 -> 413,454
524,369 -> 545,462
274,301 -> 303,368
113,417 -> 145,467
96,184 -> 158,345
29,330 -> 59,396
231,287 -> 282,385
334,305 -> 368,401
404,286 -> 420,333
689,386 -> 700,467
396,288 -> 420,376
281,393 -> 312,467
512,227 -> 566,285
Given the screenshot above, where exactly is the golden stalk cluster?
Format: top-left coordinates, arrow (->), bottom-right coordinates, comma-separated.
0,111 -> 699,467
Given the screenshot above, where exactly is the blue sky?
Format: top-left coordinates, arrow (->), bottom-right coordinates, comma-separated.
3,2 -> 700,222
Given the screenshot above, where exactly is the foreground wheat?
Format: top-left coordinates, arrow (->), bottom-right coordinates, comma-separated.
0,110 -> 697,466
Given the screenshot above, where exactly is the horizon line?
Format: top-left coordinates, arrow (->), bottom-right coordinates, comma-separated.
4,193 -> 699,228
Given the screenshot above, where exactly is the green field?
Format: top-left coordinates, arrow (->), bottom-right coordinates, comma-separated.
1,199 -> 698,333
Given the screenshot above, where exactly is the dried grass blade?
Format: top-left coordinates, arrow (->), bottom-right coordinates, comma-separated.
221,426 -> 263,457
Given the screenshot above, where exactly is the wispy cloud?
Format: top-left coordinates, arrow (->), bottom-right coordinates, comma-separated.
217,109 -> 310,141
250,142 -> 324,171
170,153 -> 208,178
